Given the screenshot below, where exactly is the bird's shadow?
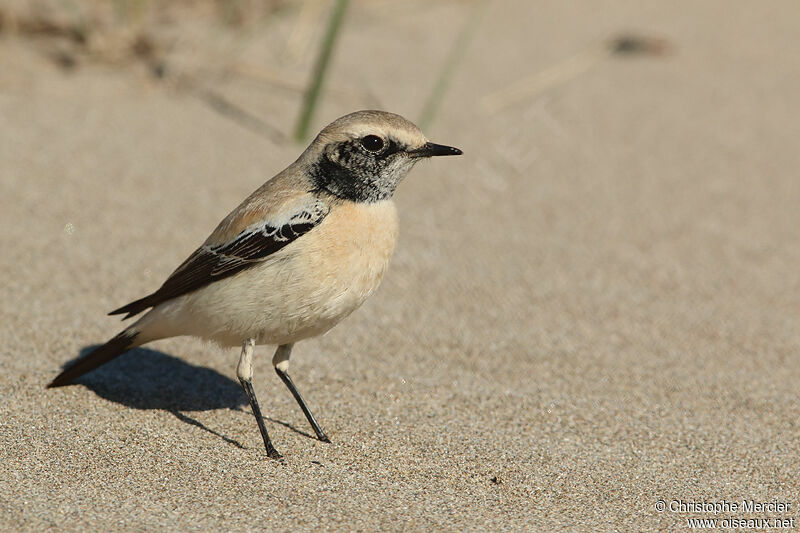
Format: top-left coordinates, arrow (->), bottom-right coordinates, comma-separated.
62,345 -> 316,448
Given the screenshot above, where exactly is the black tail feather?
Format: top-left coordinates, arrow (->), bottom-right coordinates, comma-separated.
109,295 -> 155,319
47,331 -> 139,388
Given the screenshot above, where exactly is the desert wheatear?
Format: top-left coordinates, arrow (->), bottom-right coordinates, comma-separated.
48,110 -> 461,459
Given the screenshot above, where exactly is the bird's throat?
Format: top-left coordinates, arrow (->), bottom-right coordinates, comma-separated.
310,153 -> 396,203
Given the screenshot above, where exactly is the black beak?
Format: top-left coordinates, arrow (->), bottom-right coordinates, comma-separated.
409,142 -> 463,158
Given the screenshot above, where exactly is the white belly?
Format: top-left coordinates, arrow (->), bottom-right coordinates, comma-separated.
142,200 -> 399,347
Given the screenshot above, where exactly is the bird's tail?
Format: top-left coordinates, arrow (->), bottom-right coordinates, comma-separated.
47,329 -> 140,388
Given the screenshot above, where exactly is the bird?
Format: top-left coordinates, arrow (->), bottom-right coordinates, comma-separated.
48,110 -> 462,459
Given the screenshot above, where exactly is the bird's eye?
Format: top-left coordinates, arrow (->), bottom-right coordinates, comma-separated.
360,135 -> 385,153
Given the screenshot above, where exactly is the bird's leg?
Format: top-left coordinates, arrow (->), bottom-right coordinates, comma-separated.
237,338 -> 282,459
273,344 -> 331,443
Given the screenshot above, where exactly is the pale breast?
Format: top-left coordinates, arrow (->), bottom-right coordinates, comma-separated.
287,199 -> 399,333
172,199 -> 399,346
303,199 -> 399,291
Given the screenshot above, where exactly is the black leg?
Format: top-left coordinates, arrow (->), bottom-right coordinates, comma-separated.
238,378 -> 282,459
275,366 -> 331,443
237,338 -> 281,459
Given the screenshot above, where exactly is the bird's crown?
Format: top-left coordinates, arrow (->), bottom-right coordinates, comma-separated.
314,110 -> 428,153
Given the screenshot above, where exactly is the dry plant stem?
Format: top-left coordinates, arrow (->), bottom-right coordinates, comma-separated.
480,46 -> 611,114
480,34 -> 669,114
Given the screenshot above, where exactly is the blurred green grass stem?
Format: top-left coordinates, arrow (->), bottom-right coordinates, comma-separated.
418,1 -> 484,131
294,0 -> 350,142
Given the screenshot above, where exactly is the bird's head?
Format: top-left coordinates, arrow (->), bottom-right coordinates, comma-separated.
304,110 -> 462,202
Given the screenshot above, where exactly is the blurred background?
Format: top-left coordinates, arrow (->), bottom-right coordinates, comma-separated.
1,1 -> 798,531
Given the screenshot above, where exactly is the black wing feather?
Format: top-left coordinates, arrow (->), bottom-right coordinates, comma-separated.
109,207 -> 327,319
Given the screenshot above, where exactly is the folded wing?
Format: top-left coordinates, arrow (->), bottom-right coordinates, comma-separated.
110,196 -> 329,319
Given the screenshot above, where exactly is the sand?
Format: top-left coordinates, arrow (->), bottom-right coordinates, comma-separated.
1,1 -> 799,530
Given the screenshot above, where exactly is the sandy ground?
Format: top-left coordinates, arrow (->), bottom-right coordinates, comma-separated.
2,1 -> 799,531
